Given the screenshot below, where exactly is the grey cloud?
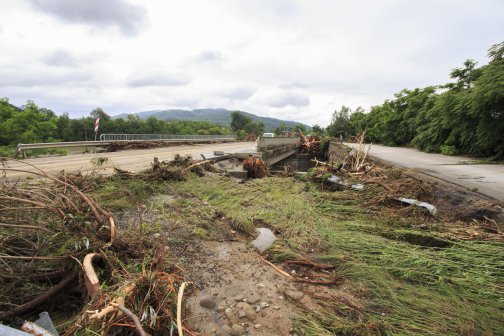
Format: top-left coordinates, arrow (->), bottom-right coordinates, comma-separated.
43,50 -> 79,67
126,73 -> 191,87
222,86 -> 256,100
26,0 -> 146,35
267,92 -> 310,108
197,50 -> 224,63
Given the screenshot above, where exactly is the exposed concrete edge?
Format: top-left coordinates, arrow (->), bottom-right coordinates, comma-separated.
362,152 -> 504,206
265,149 -> 297,165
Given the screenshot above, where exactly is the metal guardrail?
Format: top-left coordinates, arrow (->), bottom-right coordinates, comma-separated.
100,134 -> 236,141
14,134 -> 237,158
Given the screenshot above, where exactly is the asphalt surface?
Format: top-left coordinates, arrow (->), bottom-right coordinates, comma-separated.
346,143 -> 504,202
3,142 -> 257,180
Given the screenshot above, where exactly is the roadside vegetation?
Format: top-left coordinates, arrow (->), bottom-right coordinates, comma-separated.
2,152 -> 502,335
327,41 -> 504,159
172,174 -> 503,336
0,100 -> 231,156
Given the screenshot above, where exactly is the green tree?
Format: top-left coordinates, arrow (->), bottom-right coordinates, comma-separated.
230,111 -> 253,132
327,105 -> 351,137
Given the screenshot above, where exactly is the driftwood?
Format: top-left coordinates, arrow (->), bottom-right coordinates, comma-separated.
83,253 -> 101,297
116,304 -> 150,336
88,284 -> 136,320
0,271 -> 76,320
181,159 -> 214,173
262,258 -> 293,278
177,282 -> 189,336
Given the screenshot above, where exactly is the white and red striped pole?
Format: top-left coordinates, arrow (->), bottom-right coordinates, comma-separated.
94,116 -> 100,141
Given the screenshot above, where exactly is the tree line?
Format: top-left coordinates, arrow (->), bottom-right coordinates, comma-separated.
327,41 -> 504,159
0,101 -> 231,147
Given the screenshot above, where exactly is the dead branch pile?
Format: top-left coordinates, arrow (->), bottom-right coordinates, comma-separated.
0,159 -> 188,335
299,132 -> 321,154
116,154 -> 215,182
244,133 -> 257,142
345,131 -> 372,172
243,156 -> 269,178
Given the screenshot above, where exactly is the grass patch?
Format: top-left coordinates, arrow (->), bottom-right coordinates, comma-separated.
171,174 -> 503,336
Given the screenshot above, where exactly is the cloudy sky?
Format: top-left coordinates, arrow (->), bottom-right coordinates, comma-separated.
1,0 -> 503,126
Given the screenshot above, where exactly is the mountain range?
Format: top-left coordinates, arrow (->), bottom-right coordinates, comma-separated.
113,108 -> 310,131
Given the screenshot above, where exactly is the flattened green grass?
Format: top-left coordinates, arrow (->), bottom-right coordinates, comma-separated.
173,175 -> 504,336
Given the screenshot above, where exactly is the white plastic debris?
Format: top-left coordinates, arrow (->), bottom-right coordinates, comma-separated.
394,197 -> 438,216
351,184 -> 364,191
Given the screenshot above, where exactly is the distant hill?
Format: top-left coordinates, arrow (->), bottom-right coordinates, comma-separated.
113,108 -> 310,132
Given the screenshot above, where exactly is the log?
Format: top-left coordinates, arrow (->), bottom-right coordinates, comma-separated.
0,271 -> 76,320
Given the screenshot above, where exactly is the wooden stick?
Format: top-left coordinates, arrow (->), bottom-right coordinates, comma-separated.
116,304 -> 149,336
0,222 -> 52,232
182,159 -> 213,173
262,258 -> 292,278
109,216 -> 116,244
0,255 -> 67,260
177,282 -> 189,336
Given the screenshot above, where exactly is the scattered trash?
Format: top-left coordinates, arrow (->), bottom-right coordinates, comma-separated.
394,197 -> 438,216
351,184 -> 364,191
251,228 -> 277,252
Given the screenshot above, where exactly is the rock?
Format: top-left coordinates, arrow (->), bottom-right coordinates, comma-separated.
221,325 -> 231,334
255,305 -> 261,312
225,308 -> 234,319
199,295 -> 216,309
254,324 -> 262,329
153,233 -> 161,239
278,295 -> 284,300
260,302 -> 269,308
273,306 -> 280,310
245,310 -> 257,321
230,324 -> 244,336
217,306 -> 226,312
238,310 -> 246,318
234,294 -> 244,301
285,290 -> 304,300
248,294 -> 261,304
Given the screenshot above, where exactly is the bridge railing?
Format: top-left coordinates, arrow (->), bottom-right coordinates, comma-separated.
99,134 -> 236,141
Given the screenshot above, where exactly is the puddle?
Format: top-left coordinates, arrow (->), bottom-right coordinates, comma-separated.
251,228 -> 276,252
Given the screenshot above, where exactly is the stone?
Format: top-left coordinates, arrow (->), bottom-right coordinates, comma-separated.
153,233 -> 161,239
245,310 -> 257,321
238,310 -> 246,318
234,294 -> 244,301
230,324 -> 244,336
254,324 -> 262,329
199,295 -> 216,309
248,294 -> 261,304
260,302 -> 269,308
225,308 -> 234,319
285,290 -> 304,300
221,325 -> 231,334
273,306 -> 280,310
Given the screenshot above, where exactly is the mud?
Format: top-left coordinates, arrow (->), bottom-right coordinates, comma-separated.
183,240 -> 300,336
